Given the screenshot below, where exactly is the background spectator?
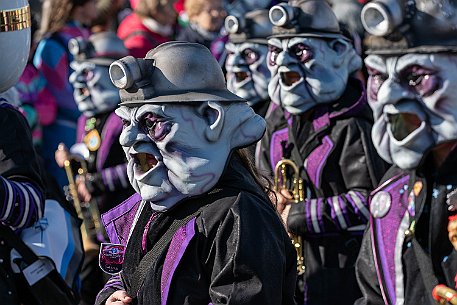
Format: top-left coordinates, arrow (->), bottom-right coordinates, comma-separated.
117,0 -> 177,57
32,0 -> 97,188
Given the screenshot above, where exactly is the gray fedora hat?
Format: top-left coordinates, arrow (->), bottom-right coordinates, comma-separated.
109,41 -> 246,106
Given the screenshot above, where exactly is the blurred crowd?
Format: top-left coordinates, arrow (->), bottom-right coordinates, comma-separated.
5,0 -> 457,305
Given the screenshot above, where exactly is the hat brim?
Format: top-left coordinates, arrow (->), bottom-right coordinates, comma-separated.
269,32 -> 349,41
366,46 -> 457,55
119,89 -> 247,106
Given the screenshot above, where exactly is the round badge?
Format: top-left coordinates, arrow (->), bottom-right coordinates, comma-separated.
370,191 -> 392,218
84,129 -> 101,152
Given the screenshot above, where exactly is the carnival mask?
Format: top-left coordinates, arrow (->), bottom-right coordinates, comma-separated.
225,42 -> 270,106
70,61 -> 120,116
267,36 -> 361,114
366,53 -> 457,169
116,102 -> 265,211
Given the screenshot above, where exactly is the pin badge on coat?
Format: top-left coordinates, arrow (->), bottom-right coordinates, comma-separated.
84,129 -> 101,152
370,191 -> 392,218
99,243 -> 126,275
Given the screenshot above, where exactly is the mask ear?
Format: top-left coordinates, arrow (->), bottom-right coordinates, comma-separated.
329,38 -> 362,72
198,101 -> 225,142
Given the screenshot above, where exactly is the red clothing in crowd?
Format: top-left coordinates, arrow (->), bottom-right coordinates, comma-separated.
117,13 -> 171,58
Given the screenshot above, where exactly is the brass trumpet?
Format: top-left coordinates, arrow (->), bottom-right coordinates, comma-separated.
274,158 -> 305,275
433,284 -> 457,305
61,144 -> 105,251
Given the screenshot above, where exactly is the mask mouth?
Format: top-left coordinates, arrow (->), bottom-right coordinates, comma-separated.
388,112 -> 423,141
78,87 -> 90,98
235,71 -> 249,82
131,152 -> 158,173
280,71 -> 301,87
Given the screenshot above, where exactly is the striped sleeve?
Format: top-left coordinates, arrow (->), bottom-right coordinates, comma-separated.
95,274 -> 125,305
290,190 -> 370,234
0,177 -> 45,229
101,163 -> 129,192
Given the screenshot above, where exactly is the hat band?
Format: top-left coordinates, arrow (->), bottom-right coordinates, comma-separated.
0,5 -> 31,32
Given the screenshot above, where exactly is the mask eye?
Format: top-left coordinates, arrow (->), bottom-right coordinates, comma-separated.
367,67 -> 388,101
268,45 -> 282,66
241,48 -> 259,65
402,65 -> 439,97
289,43 -> 312,63
141,113 -> 172,141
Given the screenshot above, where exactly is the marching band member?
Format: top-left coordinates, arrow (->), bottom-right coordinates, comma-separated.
355,1 -> 457,304
95,41 -> 297,305
256,1 -> 387,304
55,31 -> 135,305
0,2 -> 45,304
224,9 -> 274,118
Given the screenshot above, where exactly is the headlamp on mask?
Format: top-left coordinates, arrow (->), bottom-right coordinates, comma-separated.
361,0 -> 457,54
269,3 -> 298,28
68,37 -> 89,60
225,15 -> 245,35
225,10 -> 273,43
360,0 -> 406,36
109,56 -> 153,90
70,32 -> 130,66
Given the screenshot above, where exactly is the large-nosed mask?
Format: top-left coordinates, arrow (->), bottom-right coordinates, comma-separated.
115,101 -> 265,211
68,33 -> 128,116
267,36 -> 361,114
225,42 -> 270,106
366,53 -> 457,169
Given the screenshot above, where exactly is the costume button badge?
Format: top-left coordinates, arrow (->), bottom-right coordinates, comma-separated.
370,191 -> 392,218
84,129 -> 101,152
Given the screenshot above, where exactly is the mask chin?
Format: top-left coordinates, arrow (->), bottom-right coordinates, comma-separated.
388,121 -> 435,169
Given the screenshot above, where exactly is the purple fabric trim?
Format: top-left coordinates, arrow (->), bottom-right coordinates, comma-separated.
338,195 -> 351,228
101,193 -> 142,245
76,115 -> 87,143
96,274 -> 124,303
305,200 -> 313,232
97,113 -> 123,171
370,216 -> 390,305
345,193 -> 359,217
0,178 -> 9,218
142,212 -> 158,254
102,164 -> 129,191
345,191 -> 368,221
270,127 -> 289,171
317,198 -> 325,232
101,167 -> 115,191
372,175 -> 409,305
327,197 -> 341,231
161,218 -> 196,305
305,136 -> 334,188
11,182 -> 24,228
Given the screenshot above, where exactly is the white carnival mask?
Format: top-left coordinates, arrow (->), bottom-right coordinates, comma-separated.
366,53 -> 457,169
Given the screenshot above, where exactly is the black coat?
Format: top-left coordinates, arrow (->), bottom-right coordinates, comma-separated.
355,148 -> 457,305
96,154 -> 298,305
0,104 -> 45,305
257,79 -> 387,305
